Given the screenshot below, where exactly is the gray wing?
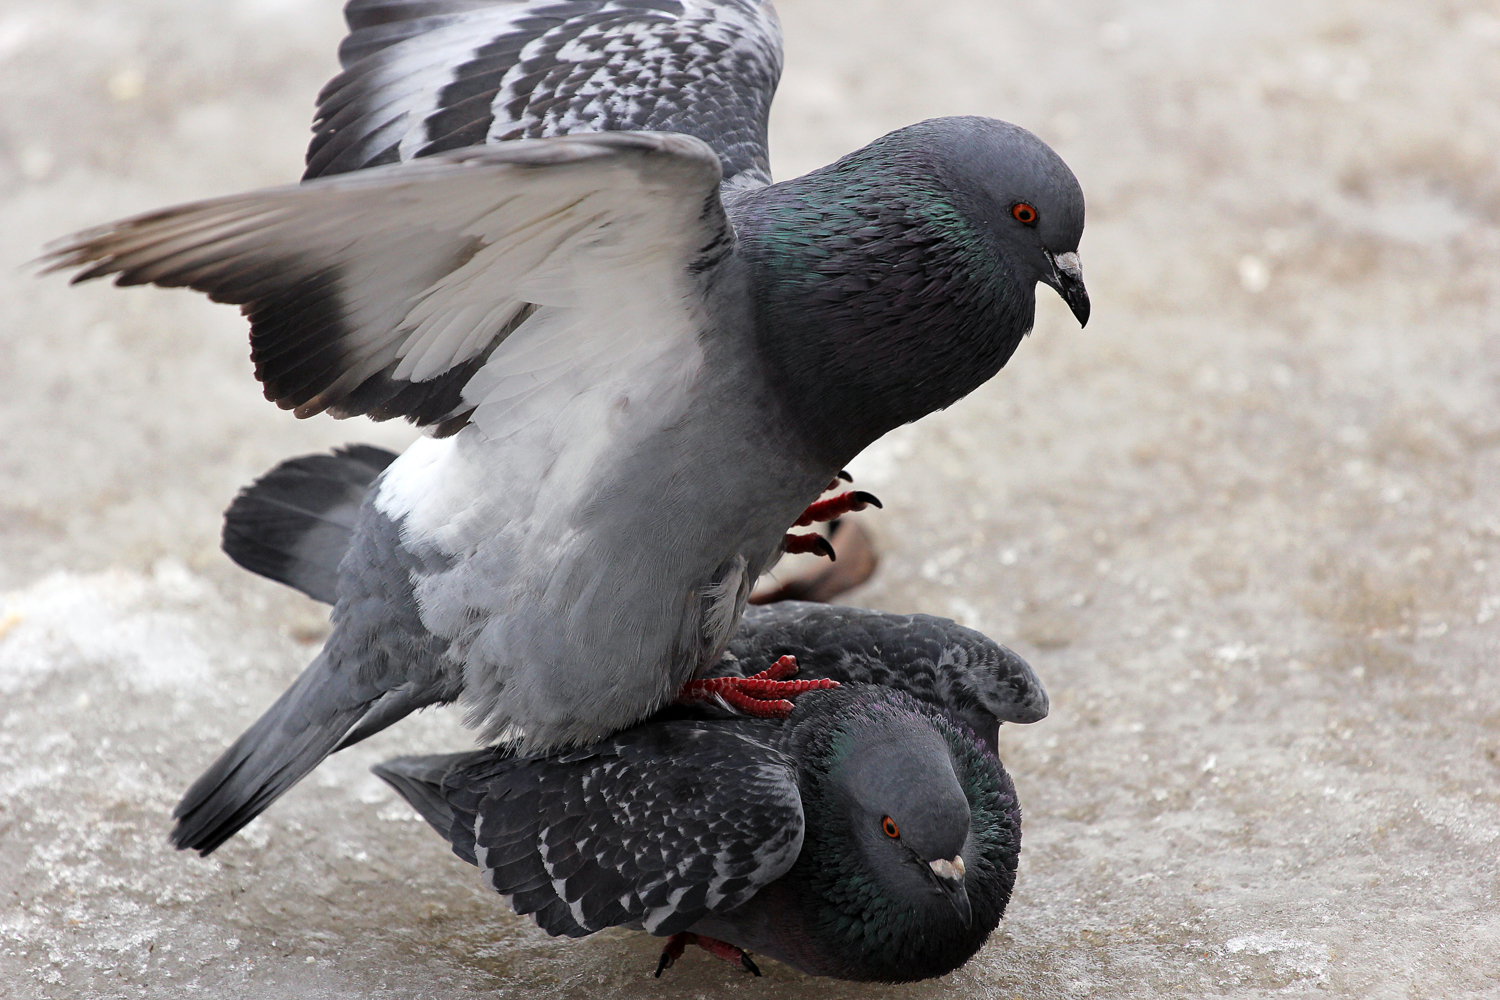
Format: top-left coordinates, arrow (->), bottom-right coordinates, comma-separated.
309,0 -> 783,188
42,131 -> 728,431
723,602 -> 1049,751
374,718 -> 803,938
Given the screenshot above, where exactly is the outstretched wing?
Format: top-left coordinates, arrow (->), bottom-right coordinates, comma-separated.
375,718 -> 803,937
723,602 -> 1050,750
309,0 -> 782,188
41,131 -> 728,432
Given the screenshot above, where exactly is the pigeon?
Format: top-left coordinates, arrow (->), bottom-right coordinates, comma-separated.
213,444 -> 1044,733
375,602 -> 1048,982
210,444 -> 1050,981
41,0 -> 1088,855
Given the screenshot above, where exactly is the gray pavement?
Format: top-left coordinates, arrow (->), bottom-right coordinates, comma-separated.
2,0 -> 1497,997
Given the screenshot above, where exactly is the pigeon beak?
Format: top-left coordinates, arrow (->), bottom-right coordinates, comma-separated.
928,855 -> 972,927
1046,250 -> 1090,327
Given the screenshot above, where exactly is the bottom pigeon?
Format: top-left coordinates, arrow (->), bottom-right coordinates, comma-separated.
376,603 -> 1047,983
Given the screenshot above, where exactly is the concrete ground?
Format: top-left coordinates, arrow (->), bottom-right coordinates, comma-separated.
2,0 -> 1497,997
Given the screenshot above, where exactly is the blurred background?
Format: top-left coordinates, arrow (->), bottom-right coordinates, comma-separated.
2,0 -> 1497,997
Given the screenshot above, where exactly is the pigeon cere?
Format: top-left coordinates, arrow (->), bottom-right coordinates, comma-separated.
41,0 -> 1087,984
7,0 -> 1496,997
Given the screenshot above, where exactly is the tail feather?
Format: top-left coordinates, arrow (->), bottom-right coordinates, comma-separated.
222,444 -> 396,604
171,651 -> 373,855
371,755 -> 461,831
332,684 -> 439,753
372,754 -> 479,865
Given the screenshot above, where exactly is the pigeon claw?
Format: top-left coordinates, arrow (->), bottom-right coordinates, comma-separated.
654,932 -> 762,978
794,490 -> 882,527
677,655 -> 840,718
751,518 -> 879,606
783,531 -> 836,560
654,934 -> 687,977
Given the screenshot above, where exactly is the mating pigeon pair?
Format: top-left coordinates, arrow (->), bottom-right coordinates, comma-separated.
379,599 -> 1050,982
219,442 -> 1050,980
46,0 -> 1085,981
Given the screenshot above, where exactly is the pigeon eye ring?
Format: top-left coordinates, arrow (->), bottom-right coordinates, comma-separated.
1011,202 -> 1039,225
881,815 -> 901,838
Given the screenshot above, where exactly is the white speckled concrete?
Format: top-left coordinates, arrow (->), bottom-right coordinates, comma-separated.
2,1 -> 1497,996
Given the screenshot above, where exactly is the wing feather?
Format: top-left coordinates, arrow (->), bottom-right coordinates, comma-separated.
724,603 -> 1051,744
41,131 -> 727,431
308,0 -> 781,187
376,719 -> 804,938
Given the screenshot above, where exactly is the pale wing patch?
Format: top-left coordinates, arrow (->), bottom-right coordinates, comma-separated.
44,132 -> 727,430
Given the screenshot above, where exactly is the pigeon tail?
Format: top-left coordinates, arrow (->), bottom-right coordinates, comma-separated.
372,752 -> 498,866
332,685 -> 437,752
370,754 -> 465,837
170,650 -> 375,855
222,444 -> 397,604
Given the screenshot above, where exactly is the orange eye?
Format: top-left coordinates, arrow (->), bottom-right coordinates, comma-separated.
881,816 -> 900,838
1011,202 -> 1038,225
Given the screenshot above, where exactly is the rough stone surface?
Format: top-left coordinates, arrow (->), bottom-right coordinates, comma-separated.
2,1 -> 1497,997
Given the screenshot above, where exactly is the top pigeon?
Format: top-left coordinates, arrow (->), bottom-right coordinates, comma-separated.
43,0 -> 1087,854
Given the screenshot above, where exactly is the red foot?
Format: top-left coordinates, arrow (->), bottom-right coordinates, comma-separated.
751,519 -> 879,606
654,932 -> 762,977
794,490 -> 882,527
780,488 -> 881,564
783,531 -> 836,560
677,655 -> 839,718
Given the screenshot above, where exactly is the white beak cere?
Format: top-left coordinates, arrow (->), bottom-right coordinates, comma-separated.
928,856 -> 966,881
1052,251 -> 1084,282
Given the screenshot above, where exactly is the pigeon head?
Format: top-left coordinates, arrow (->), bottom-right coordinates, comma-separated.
787,687 -> 1022,982
738,116 -> 1089,466
935,116 -> 1090,327
829,708 -> 978,928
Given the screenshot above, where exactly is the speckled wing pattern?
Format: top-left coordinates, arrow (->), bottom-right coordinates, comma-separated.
722,602 -> 1050,740
384,718 -> 802,937
309,0 -> 783,187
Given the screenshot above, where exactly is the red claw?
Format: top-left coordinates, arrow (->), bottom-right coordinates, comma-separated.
794,490 -> 882,527
779,487 -> 881,564
783,531 -> 836,560
677,655 -> 839,718
655,932 -> 762,977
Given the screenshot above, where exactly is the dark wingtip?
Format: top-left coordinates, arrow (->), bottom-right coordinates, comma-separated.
371,755 -> 462,836
993,645 -> 1050,724
220,444 -> 398,603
